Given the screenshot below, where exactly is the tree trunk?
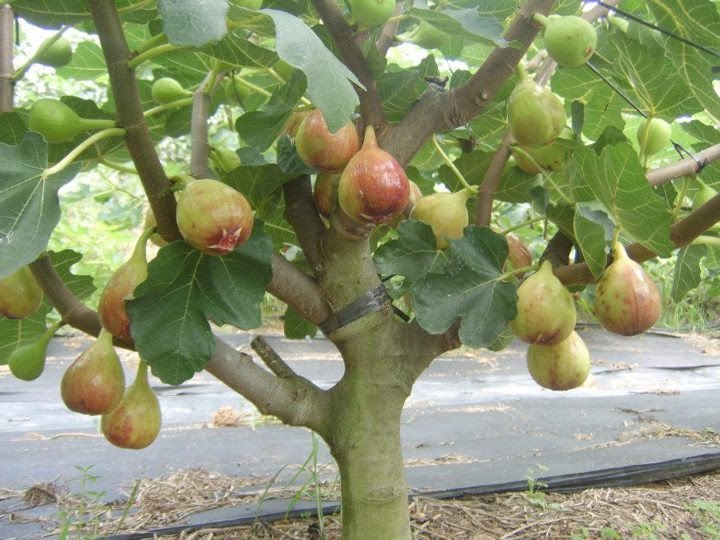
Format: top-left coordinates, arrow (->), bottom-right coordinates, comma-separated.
324,331 -> 416,540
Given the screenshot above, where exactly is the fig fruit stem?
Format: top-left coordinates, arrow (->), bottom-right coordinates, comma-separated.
532,13 -> 549,27
692,235 -> 720,248
499,215 -> 545,235
499,263 -> 538,281
12,26 -> 68,81
144,96 -> 194,117
512,146 -> 573,204
135,357 -> 150,387
42,127 -> 126,180
134,31 -> 168,56
133,226 -> 155,263
232,75 -> 272,98
431,135 -> 478,193
127,43 -> 183,69
168,173 -> 196,191
99,157 -> 137,175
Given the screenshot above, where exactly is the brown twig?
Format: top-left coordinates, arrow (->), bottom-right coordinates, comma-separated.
267,253 -> 332,325
309,0 -> 386,129
647,143 -> 720,186
0,5 -> 14,112
189,72 -> 215,179
476,132 -> 512,226
88,0 -> 180,243
251,335 -> 297,378
282,176 -> 325,270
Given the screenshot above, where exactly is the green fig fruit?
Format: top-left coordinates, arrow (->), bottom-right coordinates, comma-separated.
409,188 -> 472,249
29,98 -> 116,144
693,180 -> 718,208
594,240 -> 661,336
636,117 -> 671,160
176,178 -> 254,255
209,147 -> 242,174
338,126 -> 411,225
223,75 -> 252,107
295,109 -> 360,172
101,359 -> 161,450
535,14 -> 597,68
36,36 -> 73,68
508,79 -> 566,147
0,266 -> 43,319
99,228 -> 153,342
512,140 -> 568,174
61,328 -> 126,415
349,0 -> 395,28
8,321 -> 62,381
399,21 -> 449,49
151,77 -> 192,104
511,260 -> 577,345
527,330 -> 591,390
235,0 -> 262,8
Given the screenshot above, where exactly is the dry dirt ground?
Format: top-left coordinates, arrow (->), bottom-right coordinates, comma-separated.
3,467 -> 720,539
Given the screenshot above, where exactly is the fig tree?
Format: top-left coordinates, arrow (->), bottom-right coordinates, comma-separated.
511,260 -> 577,345
594,240 -> 661,336
338,125 -> 410,225
535,14 -> 597,68
176,178 -> 254,255
151,77 -> 192,104
36,36 -> 73,68
508,79 -> 566,147
29,98 -> 116,144
349,0 -> 395,28
295,109 -> 360,172
101,359 -> 161,449
636,117 -> 671,161
0,266 -> 43,319
99,228 -> 153,342
409,188 -> 473,249
8,321 -> 61,381
61,328 -> 125,415
527,331 -> 591,391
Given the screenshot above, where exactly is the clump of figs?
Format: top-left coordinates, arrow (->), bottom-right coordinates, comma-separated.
175,178 -> 254,255
338,125 -> 410,225
508,78 -> 566,148
535,14 -> 597,68
594,240 -> 661,336
511,260 -> 577,345
409,188 -> 473,249
527,330 -> 591,390
99,228 -> 153,342
101,359 -> 161,450
61,328 -> 125,415
295,109 -> 360,172
0,266 -> 43,319
8,321 -> 62,381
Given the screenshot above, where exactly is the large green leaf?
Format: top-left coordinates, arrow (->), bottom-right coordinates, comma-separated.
406,7 -> 505,46
672,244 -> 707,302
377,57 -> 439,122
573,206 -> 611,280
12,0 -> 156,27
411,227 -> 517,348
207,31 -> 279,69
158,0 -> 229,47
263,10 -> 361,132
0,133 -> 81,278
570,144 -> 675,256
56,42 -> 108,81
126,224 -> 273,385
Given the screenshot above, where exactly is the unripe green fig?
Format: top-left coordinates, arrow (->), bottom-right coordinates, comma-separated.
512,140 -> 568,174
29,98 -> 116,144
398,21 -> 449,49
527,330 -> 591,391
338,125 -> 410,225
36,36 -> 73,68
61,329 -> 125,415
151,77 -> 192,104
209,147 -> 242,174
511,260 -> 577,345
594,240 -> 661,336
693,180 -> 718,208
349,0 -> 395,28
314,172 -> 339,218
295,109 -> 360,172
176,178 -> 254,255
636,117 -> 671,160
235,0 -> 262,8
508,79 -> 566,147
409,189 -> 472,249
101,359 -> 161,450
0,266 -> 43,319
223,75 -> 252,107
99,228 -> 153,342
8,321 -> 61,381
535,14 -> 597,68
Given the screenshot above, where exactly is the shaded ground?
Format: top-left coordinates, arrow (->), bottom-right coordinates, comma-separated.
0,328 -> 719,538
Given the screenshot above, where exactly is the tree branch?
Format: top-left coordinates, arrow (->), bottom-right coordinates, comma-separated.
647,143 -> 720,186
267,253 -> 332,325
283,176 -> 325,270
89,0 -> 180,243
0,5 -> 13,112
309,0 -> 386,128
475,132 -> 512,226
382,0 -> 555,166
189,76 -> 214,179
251,335 -> 296,378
